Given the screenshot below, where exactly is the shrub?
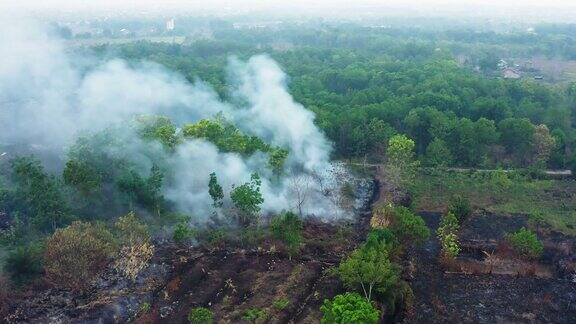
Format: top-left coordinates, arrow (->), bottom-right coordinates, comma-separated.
114,241 -> 154,281
188,307 -> 214,324
173,222 -> 195,244
437,212 -> 461,260
4,243 -> 44,286
447,195 -> 472,221
44,221 -> 116,291
114,213 -> 154,280
270,212 -> 303,259
242,308 -> 267,322
320,292 -> 380,324
391,206 -> 430,245
364,228 -> 398,253
370,204 -> 394,229
115,212 -> 149,245
506,227 -> 544,259
138,302 -> 151,314
272,297 -> 290,311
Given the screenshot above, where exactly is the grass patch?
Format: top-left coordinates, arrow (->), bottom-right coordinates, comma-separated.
411,169 -> 576,236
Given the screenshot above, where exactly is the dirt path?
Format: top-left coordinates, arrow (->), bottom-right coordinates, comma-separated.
348,162 -> 572,177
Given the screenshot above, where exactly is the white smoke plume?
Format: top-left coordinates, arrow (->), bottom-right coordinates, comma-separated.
0,17 -> 352,222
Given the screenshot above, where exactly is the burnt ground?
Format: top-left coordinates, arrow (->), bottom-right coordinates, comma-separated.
137,220 -> 360,324
2,219 -> 369,324
405,212 -> 576,324
3,180 -> 377,323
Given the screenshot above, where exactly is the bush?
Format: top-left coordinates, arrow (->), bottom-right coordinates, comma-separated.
391,206 -> 430,245
188,307 -> 214,324
114,241 -> 154,281
173,222 -> 195,244
4,243 -> 44,286
447,195 -> 472,221
272,297 -> 290,310
44,221 -> 116,291
113,213 -> 155,281
506,227 -> 544,259
320,292 -> 380,324
364,228 -> 398,253
370,204 -> 394,229
270,211 -> 303,259
115,212 -> 150,245
242,308 -> 267,322
437,212 -> 460,260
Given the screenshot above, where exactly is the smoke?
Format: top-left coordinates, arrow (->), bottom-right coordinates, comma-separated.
0,17 -> 351,222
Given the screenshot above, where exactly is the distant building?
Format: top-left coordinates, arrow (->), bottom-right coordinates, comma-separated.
503,68 -> 521,79
166,19 -> 175,31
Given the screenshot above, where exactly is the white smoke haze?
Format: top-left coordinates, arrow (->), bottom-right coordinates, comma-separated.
0,17 -> 353,222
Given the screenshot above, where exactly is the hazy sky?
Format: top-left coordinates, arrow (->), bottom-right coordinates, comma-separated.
2,0 -> 576,20
3,0 -> 576,11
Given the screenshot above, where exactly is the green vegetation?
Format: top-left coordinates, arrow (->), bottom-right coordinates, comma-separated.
448,195 -> 472,222
336,240 -> 399,301
103,28 -> 576,173
3,244 -> 44,286
44,221 -> 117,291
183,118 -> 288,173
242,308 -> 267,322
272,298 -> 290,311
437,212 -> 461,260
270,211 -> 303,259
173,222 -> 195,244
188,307 -> 214,324
230,173 -> 264,227
506,228 -> 544,260
389,206 -> 430,245
208,172 -> 224,209
412,170 -> 576,235
384,135 -> 419,190
320,292 -> 380,324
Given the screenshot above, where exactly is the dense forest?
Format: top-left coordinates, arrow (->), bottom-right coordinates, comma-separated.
95,23 -> 576,170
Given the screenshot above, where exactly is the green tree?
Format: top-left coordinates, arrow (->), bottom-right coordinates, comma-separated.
424,138 -> 453,167
532,124 -> 556,167
384,134 -> 419,190
230,173 -> 264,227
320,292 -> 380,324
63,159 -> 102,196
136,115 -> 180,150
11,157 -> 71,233
208,172 -> 224,208
336,241 -> 399,301
437,212 -> 460,260
498,118 -> 536,165
268,148 -> 289,175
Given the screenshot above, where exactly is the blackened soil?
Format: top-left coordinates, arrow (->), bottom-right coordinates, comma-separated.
406,212 -> 576,323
